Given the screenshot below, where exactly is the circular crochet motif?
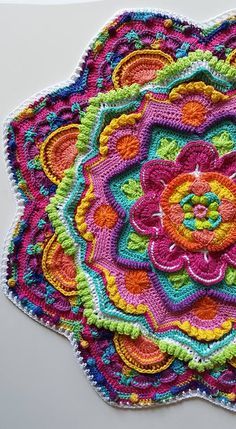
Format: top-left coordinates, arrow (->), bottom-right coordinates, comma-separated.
162,172 -> 236,251
131,142 -> 236,284
112,49 -> 173,88
4,10 -> 236,411
114,334 -> 174,373
40,124 -> 79,184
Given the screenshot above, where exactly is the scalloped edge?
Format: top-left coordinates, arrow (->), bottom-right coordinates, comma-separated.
2,7 -> 236,411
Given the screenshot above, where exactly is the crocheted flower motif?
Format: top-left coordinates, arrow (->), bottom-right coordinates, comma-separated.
131,141 -> 236,285
4,10 -> 236,411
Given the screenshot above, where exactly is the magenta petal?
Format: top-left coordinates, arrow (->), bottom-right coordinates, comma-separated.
223,243 -> 236,266
176,141 -> 218,172
217,151 -> 236,178
140,159 -> 180,194
149,236 -> 185,272
130,193 -> 162,236
187,252 -> 226,285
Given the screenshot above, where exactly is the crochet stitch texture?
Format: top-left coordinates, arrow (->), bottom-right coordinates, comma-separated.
3,9 -> 236,410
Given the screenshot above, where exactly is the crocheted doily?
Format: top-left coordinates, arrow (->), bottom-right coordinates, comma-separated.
3,9 -> 236,410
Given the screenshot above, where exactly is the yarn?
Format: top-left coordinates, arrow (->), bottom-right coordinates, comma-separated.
4,9 -> 236,410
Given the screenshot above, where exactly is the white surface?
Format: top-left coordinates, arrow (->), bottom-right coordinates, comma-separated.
1,2 -> 236,428
0,0 -> 101,3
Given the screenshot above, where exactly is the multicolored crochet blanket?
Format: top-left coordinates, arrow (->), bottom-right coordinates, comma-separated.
3,9 -> 236,410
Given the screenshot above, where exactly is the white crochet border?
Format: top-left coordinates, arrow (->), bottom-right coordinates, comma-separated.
2,8 -> 236,411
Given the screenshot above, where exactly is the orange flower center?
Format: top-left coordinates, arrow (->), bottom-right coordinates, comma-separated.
116,135 -> 140,160
193,297 -> 218,320
182,101 -> 207,126
94,204 -> 118,228
125,270 -> 150,294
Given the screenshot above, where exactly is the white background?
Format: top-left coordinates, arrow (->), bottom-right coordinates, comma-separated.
1,1 -> 236,428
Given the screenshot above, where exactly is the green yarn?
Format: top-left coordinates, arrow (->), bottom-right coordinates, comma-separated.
127,232 -> 148,252
27,243 -> 43,255
44,53 -> 236,368
225,266 -> 236,286
156,50 -> 236,85
77,269 -> 141,339
61,319 -> 83,339
158,338 -> 236,371
167,270 -> 190,289
211,131 -> 234,155
27,156 -> 42,170
77,84 -> 140,153
156,137 -> 180,160
46,167 -> 76,255
121,179 -> 143,200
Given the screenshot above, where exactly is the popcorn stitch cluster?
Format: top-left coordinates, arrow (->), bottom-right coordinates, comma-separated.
3,10 -> 236,410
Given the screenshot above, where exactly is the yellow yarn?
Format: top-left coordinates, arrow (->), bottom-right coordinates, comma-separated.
169,81 -> 229,103
99,113 -> 142,156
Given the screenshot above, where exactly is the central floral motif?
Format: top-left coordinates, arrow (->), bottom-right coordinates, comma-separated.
131,141 -> 236,285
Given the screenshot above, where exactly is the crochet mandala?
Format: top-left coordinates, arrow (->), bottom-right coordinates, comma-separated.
4,9 -> 236,410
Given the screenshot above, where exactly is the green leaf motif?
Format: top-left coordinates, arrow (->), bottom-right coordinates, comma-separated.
121,179 -> 143,200
127,232 -> 148,253
168,270 -> 190,289
156,137 -> 180,160
225,266 -> 236,286
211,131 -> 234,155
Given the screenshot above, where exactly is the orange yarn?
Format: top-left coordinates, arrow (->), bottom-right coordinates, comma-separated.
116,135 -> 140,160
230,357 -> 236,368
163,18 -> 173,28
94,204 -> 118,228
160,172 -> 236,252
40,124 -> 79,184
42,234 -> 77,296
182,101 -> 207,126
227,49 -> 236,67
114,334 -> 174,373
112,49 -> 173,88
125,270 -> 150,294
193,297 -> 218,320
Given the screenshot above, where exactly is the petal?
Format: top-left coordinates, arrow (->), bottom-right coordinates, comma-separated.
169,204 -> 184,224
217,151 -> 236,178
223,243 -> 236,266
187,252 -> 226,285
114,334 -> 174,373
149,235 -> 185,272
40,124 -> 79,185
190,178 -> 211,196
192,230 -> 214,246
140,159 -> 180,194
130,193 -> 161,236
112,49 -> 173,88
176,141 -> 218,172
219,199 -> 236,221
42,234 -> 77,296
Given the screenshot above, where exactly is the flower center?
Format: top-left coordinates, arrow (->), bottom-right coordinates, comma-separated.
181,191 -> 221,231
193,204 -> 208,219
160,172 -> 236,252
